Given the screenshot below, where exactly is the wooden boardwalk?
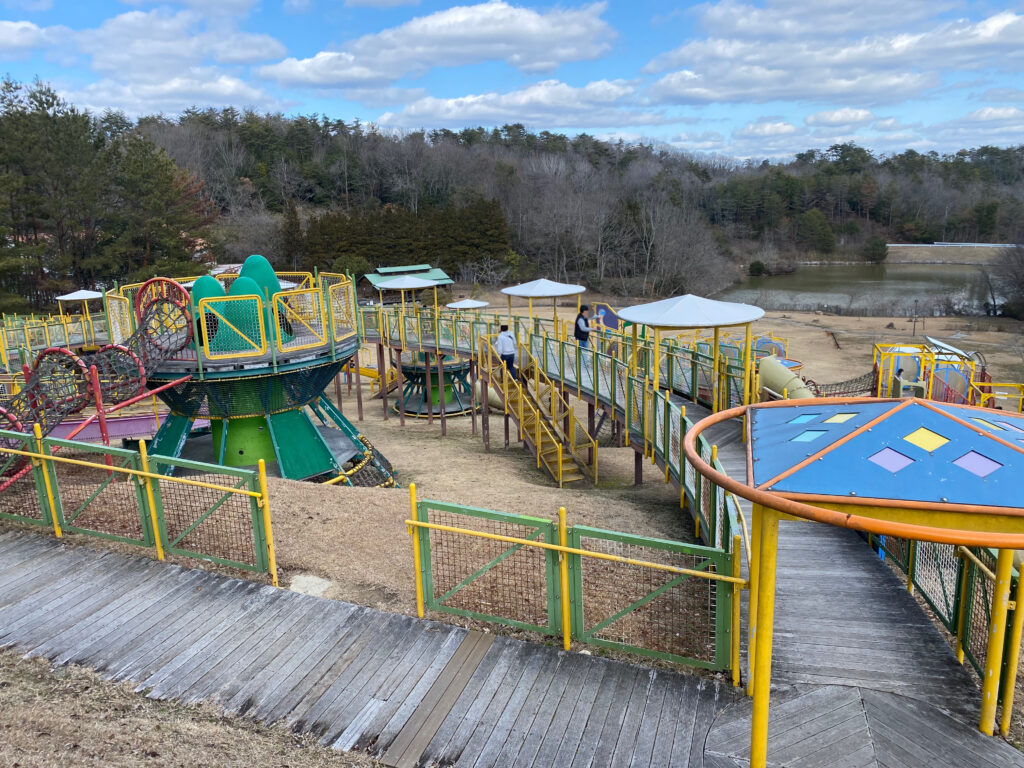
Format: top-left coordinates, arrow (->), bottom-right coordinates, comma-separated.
0,531 -> 734,768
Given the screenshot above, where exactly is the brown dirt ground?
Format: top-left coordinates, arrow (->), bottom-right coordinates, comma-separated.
886,244 -> 1005,265
0,650 -> 376,768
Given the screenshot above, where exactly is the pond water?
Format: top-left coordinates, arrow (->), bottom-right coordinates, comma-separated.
715,263 -> 1000,316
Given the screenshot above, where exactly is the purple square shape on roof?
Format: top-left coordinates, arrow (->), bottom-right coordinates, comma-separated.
868,447 -> 914,473
953,451 -> 1002,478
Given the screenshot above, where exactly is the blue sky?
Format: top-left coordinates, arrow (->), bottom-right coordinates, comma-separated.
2,0 -> 1023,158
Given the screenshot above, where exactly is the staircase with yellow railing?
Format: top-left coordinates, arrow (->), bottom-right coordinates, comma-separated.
478,336 -> 596,487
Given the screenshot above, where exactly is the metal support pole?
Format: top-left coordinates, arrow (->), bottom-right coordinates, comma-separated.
749,507 -> 780,768
334,373 -> 343,414
1001,567 -> 1024,736
587,401 -> 595,465
634,449 -> 642,486
558,506 -> 571,652
409,482 -> 425,618
980,548 -> 1014,735
89,365 -> 113,472
257,459 -> 278,587
748,504 -> 763,696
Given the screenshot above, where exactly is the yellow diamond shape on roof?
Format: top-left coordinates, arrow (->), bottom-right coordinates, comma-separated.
825,413 -> 857,424
904,427 -> 949,453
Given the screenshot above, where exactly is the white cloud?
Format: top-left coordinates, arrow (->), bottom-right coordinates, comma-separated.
284,0 -> 313,11
735,120 -> 797,137
0,20 -> 50,56
261,1 -> 614,87
67,71 -> 276,115
669,130 -> 725,151
645,8 -> 1024,106
925,106 -> 1024,146
805,108 -> 874,126
378,79 -> 661,129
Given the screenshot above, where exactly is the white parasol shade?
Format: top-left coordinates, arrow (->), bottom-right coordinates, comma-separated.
618,295 -> 764,328
500,279 -> 585,298
56,289 -> 104,301
377,276 -> 439,290
446,299 -> 489,309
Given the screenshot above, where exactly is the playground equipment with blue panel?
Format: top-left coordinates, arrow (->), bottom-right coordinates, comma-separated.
0,256 -> 396,486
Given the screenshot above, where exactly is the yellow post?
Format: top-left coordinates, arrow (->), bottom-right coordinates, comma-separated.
747,503 -> 763,696
1000,564 -> 1024,736
631,324 -> 638,376
257,459 -> 278,587
731,532 -> 742,687
907,540 -> 916,595
743,322 -> 753,406
33,423 -> 61,538
528,298 -> 533,320
137,440 -> 164,560
980,547 -> 1014,735
507,294 -> 512,323
558,507 -> 571,652
712,326 -> 721,412
409,482 -> 425,618
652,328 -> 661,392
749,506 -> 780,768
151,395 -> 161,430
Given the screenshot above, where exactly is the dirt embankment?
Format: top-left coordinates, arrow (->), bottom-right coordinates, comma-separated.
885,245 -> 1006,265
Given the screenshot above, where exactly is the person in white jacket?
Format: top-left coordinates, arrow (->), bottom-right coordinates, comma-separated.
495,325 -> 517,378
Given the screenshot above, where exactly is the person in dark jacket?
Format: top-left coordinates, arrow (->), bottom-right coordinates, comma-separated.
574,305 -> 592,349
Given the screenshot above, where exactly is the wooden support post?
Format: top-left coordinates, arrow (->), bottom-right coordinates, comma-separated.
469,359 -> 478,436
634,449 -> 642,486
424,351 -> 434,425
438,354 -> 447,437
355,358 -> 364,422
396,351 -> 405,427
481,378 -> 490,451
377,343 -> 389,420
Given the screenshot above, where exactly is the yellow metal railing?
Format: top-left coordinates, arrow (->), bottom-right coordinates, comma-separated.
198,295 -> 268,360
478,335 -> 568,486
274,287 -> 326,353
518,341 -> 598,482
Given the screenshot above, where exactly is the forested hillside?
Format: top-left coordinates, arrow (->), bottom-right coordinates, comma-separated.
2,79 -> 1023,312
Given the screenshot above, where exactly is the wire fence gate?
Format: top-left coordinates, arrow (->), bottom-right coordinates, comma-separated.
0,427 -> 276,582
408,489 -> 741,673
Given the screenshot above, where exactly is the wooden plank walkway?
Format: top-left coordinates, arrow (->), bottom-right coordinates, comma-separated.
0,530 -> 733,768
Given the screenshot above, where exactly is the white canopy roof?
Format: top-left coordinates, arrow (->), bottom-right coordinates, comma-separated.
617,295 -> 764,328
501,278 -> 585,298
56,289 -> 104,302
447,299 -> 489,309
376,276 -> 439,290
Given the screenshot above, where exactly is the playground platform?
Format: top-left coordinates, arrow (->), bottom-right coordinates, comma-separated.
2,518 -> 1021,766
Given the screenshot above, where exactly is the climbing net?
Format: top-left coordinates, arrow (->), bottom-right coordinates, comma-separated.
0,278 -> 192,471
806,370 -> 877,398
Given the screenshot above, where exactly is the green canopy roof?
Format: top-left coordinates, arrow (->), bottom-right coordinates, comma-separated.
364,265 -> 453,288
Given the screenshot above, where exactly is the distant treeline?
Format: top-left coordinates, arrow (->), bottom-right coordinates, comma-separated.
2,78 -> 1023,312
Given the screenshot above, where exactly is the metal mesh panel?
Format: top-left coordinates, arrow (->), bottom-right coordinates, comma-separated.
152,461 -> 261,570
51,448 -> 147,544
911,541 -> 961,630
421,504 -> 555,633
573,529 -> 720,664
199,295 -> 266,359
107,293 -> 134,344
880,536 -> 912,572
964,549 -> 997,675
275,289 -> 326,352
